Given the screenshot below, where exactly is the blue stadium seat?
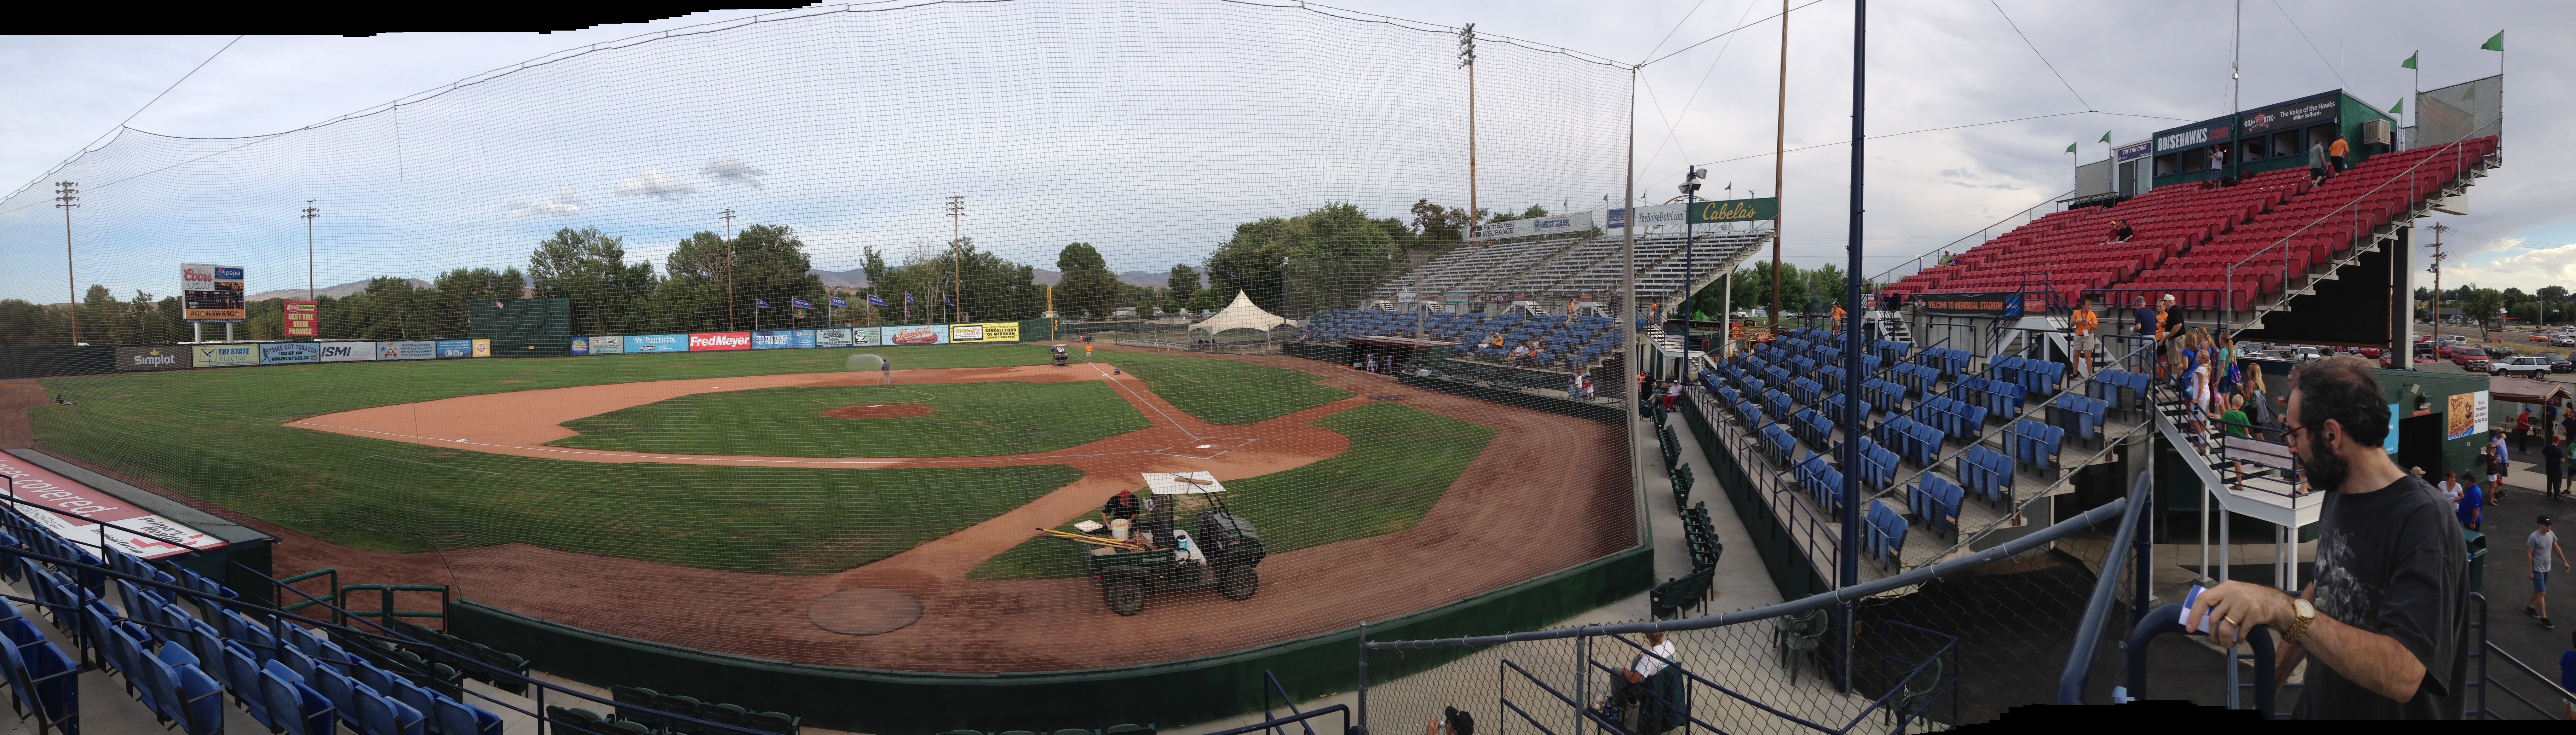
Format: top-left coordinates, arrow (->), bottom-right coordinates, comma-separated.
2009,418 -> 2065,473
1866,500 -> 1908,571
1908,476 -> 1965,541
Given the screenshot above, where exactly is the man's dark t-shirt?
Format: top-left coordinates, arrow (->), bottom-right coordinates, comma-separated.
2294,475 -> 2469,720
2548,444 -> 2567,477
2134,306 -> 2158,335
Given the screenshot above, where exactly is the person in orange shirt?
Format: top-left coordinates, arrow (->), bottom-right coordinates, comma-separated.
2070,295 -> 2100,379
2328,134 -> 2349,172
1828,304 -> 1847,335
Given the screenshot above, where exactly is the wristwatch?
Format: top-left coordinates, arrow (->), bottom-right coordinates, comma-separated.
2284,598 -> 2316,645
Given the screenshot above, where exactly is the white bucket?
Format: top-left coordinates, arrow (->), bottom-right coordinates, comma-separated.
1109,518 -> 1132,540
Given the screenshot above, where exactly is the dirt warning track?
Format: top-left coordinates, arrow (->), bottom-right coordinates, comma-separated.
135,353 -> 1629,672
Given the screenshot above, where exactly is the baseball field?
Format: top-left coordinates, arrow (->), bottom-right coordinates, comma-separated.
16,342 -> 1630,670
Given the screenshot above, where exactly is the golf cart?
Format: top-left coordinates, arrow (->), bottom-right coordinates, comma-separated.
1056,472 -> 1266,616
1051,344 -> 1071,368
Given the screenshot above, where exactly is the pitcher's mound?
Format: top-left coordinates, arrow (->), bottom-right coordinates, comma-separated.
821,404 -> 934,419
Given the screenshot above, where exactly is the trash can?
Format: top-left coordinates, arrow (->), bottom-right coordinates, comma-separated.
2464,530 -> 2487,594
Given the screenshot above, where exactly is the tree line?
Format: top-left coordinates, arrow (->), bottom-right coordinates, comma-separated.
2416,284 -> 2573,328
3,199 -> 1512,345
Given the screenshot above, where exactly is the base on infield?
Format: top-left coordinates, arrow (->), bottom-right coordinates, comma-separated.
808,587 -> 924,635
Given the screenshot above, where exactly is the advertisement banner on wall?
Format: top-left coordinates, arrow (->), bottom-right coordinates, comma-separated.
884,325 -> 948,345
626,334 -> 685,353
570,337 -> 592,356
792,330 -> 817,349
951,324 -> 986,342
114,347 -> 193,372
471,339 -> 491,357
434,340 -> 474,358
851,327 -> 880,347
315,342 -> 377,362
259,342 -> 320,365
0,456 -> 230,560
586,335 -> 622,355
192,344 -> 258,368
979,322 -> 1020,342
180,263 -> 246,322
2447,391 -> 2493,440
816,329 -> 853,347
284,300 -> 319,338
751,331 -> 796,350
688,332 -> 752,351
381,341 -> 437,360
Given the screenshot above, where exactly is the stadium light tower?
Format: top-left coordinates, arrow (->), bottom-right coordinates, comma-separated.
54,181 -> 78,345
1680,167 -> 1706,323
1459,24 -> 1478,234
946,195 -> 965,322
302,200 -> 320,301
722,208 -> 738,330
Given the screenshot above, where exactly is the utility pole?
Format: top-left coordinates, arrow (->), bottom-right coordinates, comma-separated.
2228,0 -> 2242,182
722,208 -> 738,331
946,195 -> 965,323
54,182 -> 78,345
1771,0 -> 1789,333
302,201 -> 320,300
2428,222 -> 2446,340
1681,167 -> 1706,327
1460,24 -> 1479,235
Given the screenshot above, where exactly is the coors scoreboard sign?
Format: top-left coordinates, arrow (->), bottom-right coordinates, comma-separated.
180,263 -> 245,322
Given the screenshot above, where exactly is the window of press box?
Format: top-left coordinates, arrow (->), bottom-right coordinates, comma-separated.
2155,153 -> 2178,177
2179,150 -> 2205,173
2243,135 -> 2269,161
2271,130 -> 2303,160
2307,123 -> 2338,149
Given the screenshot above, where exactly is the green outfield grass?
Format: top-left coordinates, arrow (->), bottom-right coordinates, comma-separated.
547,381 -> 1148,458
32,343 -> 1090,574
1090,351 -> 1349,425
966,402 -> 1494,580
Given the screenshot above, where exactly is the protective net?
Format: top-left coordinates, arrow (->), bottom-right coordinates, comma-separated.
0,0 -> 1669,686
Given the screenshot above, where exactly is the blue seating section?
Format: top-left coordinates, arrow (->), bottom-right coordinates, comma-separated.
1912,395 -> 1987,443
1892,363 -> 1941,398
1956,446 -> 2013,506
1990,355 -> 2068,397
1821,394 -> 1869,426
2089,369 -> 2150,414
2050,395 -> 2108,448
1848,438 -> 1899,491
2008,418 -> 2065,472
1789,377 -> 1824,406
1907,476 -> 1965,540
1872,339 -> 1912,365
1874,415 -> 1945,467
1864,500 -> 1908,571
1953,376 -> 2025,418
1863,379 -> 1907,415
1760,425 -> 1798,466
1300,310 -> 1625,371
1920,347 -> 1971,381
1795,454 -> 1846,516
1792,408 -> 1835,448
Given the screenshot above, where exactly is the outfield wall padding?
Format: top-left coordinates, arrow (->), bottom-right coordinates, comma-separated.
1393,374 -> 1623,424
449,542 -> 1649,733
0,346 -> 116,379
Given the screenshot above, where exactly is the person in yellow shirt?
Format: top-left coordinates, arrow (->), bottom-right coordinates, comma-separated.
2070,295 -> 2100,379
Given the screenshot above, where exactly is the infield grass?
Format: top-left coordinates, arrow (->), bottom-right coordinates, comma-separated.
1089,351 -> 1349,425
966,402 -> 1494,580
548,381 -> 1148,458
32,343 -> 1085,574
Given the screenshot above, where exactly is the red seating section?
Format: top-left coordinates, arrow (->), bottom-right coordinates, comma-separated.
1882,136 -> 2498,314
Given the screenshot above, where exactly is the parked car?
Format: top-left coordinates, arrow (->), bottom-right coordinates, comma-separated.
2554,334 -> 2576,347
2491,345 -> 2520,358
2360,347 -> 2382,358
2291,345 -> 2325,362
2451,347 -> 2490,371
2550,353 -> 2575,373
2493,355 -> 2553,378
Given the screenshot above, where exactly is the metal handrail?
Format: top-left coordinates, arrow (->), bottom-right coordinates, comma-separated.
1867,189 -> 2073,288
2054,471 -> 2152,703
2223,135 -> 2494,332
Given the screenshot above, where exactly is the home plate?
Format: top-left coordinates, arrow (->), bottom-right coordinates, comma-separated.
1156,437 -> 1254,459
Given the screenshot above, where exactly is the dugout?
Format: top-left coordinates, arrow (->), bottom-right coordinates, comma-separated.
1348,335 -> 1453,372
469,298 -> 571,358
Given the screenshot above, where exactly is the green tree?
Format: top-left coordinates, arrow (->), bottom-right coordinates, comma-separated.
1165,264 -> 1201,311
1205,201 -> 1399,318
1409,199 -> 1484,247
530,226 -> 657,335
1519,203 -> 1550,220
1054,242 -> 1122,320
1728,262 -> 1807,319
427,266 -> 527,338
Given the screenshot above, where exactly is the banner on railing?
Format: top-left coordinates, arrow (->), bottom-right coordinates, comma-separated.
1918,292 -> 2027,317
0,456 -> 228,560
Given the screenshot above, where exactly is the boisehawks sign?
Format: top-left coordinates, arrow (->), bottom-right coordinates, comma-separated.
0,456 -> 227,560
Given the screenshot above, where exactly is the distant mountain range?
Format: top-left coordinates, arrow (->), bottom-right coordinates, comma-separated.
808,268 -> 1172,290
245,279 -> 434,301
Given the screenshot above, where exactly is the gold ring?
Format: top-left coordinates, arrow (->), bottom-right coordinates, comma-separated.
2222,617 -> 2239,627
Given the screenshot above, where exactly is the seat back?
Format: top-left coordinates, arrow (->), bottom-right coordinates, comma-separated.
262,668 -> 310,735
175,664 -> 227,735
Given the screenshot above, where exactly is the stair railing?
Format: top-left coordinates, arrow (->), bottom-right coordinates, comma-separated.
2224,135 -> 2493,334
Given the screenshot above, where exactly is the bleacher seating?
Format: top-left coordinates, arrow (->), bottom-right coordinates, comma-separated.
2008,418 -> 2065,473
1907,476 -> 1965,541
1864,501 -> 1907,571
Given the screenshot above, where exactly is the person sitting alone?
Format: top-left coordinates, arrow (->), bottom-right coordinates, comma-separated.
2106,219 -> 2134,244
1508,342 -> 1530,365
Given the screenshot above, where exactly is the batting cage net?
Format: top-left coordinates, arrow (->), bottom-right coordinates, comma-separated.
0,0 -> 1711,687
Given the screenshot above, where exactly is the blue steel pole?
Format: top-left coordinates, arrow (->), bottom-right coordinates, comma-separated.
1838,0 -> 1868,696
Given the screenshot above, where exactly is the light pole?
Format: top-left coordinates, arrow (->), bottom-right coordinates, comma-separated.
946,196 -> 966,323
1680,167 -> 1706,327
721,208 -> 737,330
54,182 -> 78,345
302,201 -> 320,301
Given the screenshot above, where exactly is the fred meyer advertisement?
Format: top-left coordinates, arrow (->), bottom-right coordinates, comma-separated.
689,332 -> 751,351
0,455 -> 228,560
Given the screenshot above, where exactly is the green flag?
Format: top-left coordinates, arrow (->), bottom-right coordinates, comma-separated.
2390,99 -> 2404,114
2481,31 -> 2503,52
2064,142 -> 2077,154
2400,51 -> 2417,69
2098,131 -> 2112,143
2463,84 -> 2474,100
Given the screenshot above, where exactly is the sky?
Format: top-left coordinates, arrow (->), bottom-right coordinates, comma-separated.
1,0 -> 2568,303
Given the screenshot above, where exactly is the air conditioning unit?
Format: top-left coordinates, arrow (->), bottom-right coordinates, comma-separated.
2361,119 -> 2393,147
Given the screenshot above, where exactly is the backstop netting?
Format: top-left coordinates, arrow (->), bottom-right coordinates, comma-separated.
0,0 -> 1667,689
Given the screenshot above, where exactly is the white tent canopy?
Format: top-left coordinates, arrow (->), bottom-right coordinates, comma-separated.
1189,291 -> 1291,334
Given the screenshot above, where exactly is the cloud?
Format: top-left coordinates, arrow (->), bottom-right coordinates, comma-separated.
701,157 -> 766,189
2440,243 -> 2576,292
614,169 -> 694,200
506,187 -> 582,217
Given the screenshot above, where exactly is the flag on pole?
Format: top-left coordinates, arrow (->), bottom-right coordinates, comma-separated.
865,294 -> 887,307
2098,131 -> 2111,143
829,296 -> 848,309
755,298 -> 774,309
2064,142 -> 2077,154
2390,99 -> 2403,114
792,297 -> 813,310
2480,31 -> 2502,52
2400,51 -> 2417,69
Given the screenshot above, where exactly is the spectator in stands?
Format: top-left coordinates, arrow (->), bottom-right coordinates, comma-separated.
2070,296 -> 2099,378
1569,373 -> 1593,401
2532,516 -> 2567,629
2105,219 -> 2134,244
2187,356 -> 2469,719
1508,342 -> 1530,366
1939,251 -> 1956,266
1609,630 -> 1683,732
2492,432 -> 2512,506
2547,436 -> 2567,501
1661,381 -> 1682,413
2222,394 -> 2252,438
2309,138 -> 2332,184
2330,134 -> 2350,173
2516,408 -> 2534,454
2462,480 -> 2486,530
1829,304 -> 1847,335
2132,296 -> 2157,361
2208,146 -> 2228,186
2439,471 -> 2466,509
1425,706 -> 1475,735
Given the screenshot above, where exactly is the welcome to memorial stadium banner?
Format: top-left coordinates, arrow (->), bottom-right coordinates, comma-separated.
1917,292 -> 2028,317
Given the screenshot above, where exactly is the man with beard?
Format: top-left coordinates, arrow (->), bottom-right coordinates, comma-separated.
2183,356 -> 2469,719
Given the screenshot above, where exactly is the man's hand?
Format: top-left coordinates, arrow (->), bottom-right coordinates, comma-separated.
2186,580 -> 2297,648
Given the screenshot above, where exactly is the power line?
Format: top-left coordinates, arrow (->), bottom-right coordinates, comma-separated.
2268,0 -> 2347,90
1987,0 -> 2087,110
1637,0 -> 1715,63
1642,0 -> 1828,67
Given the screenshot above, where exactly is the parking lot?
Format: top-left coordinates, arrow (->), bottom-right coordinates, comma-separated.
2409,321 -> 2576,383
